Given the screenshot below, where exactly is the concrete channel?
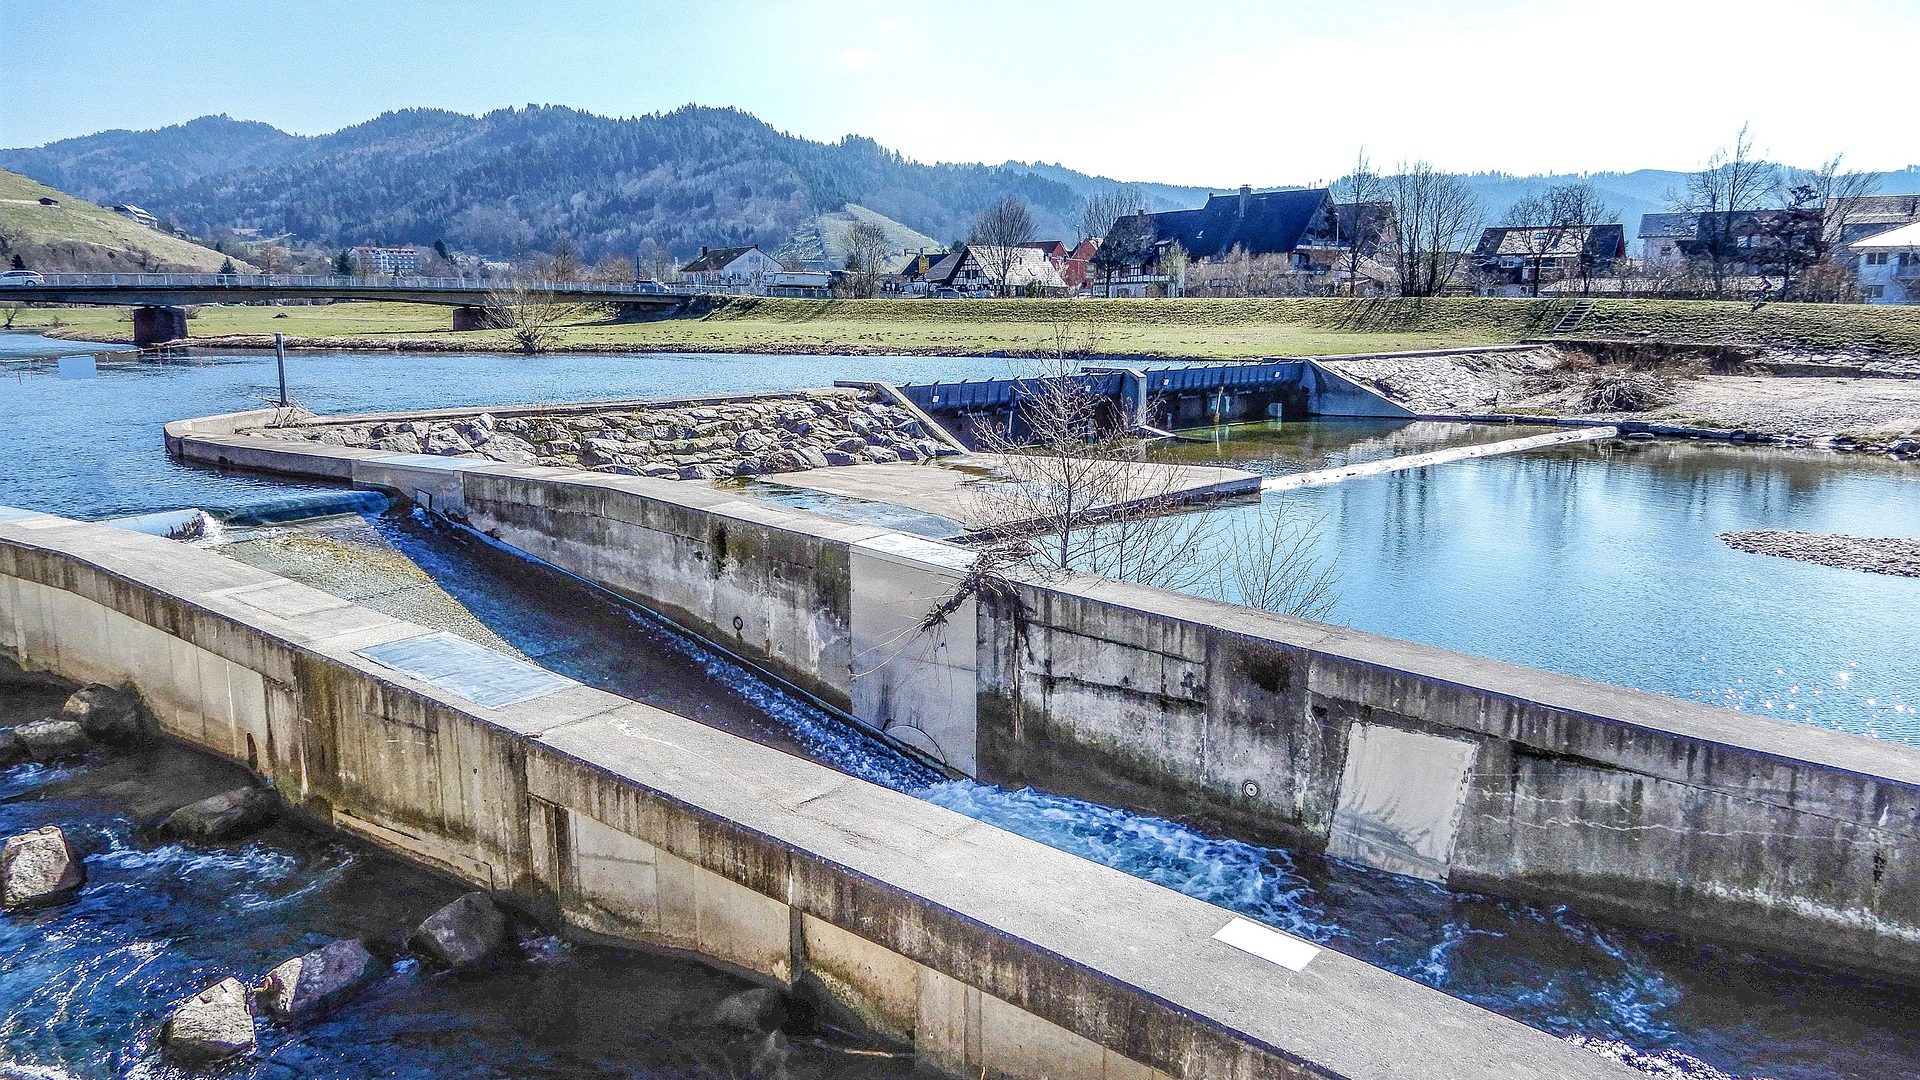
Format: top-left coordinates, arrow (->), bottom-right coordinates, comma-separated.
159,399 -> 1920,989
0,508 -> 1632,1080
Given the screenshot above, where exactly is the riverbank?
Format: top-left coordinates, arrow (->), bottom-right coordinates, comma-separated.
1323,348 -> 1920,450
19,294 -> 1920,360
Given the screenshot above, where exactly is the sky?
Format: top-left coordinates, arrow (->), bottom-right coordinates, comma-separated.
4,0 -> 1917,187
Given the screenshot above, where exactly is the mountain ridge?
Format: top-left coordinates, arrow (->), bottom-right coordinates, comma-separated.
8,107 -> 1920,261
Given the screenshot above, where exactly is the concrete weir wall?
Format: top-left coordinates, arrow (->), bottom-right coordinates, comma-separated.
0,510 -> 1631,1080
166,408 -> 1920,980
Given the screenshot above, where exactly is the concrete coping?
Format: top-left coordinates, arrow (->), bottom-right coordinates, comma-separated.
0,510 -> 1635,1079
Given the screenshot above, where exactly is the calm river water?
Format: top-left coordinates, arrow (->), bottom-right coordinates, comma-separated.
3,333 -> 1919,1079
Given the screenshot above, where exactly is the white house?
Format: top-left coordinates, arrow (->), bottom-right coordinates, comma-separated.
679,245 -> 785,292
1851,222 -> 1920,304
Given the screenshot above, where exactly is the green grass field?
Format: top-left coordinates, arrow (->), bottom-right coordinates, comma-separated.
14,294 -> 1920,358
0,169 -> 243,273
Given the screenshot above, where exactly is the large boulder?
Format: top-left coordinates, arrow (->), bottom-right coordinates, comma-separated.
409,892 -> 507,969
15,718 -> 90,761
1,825 -> 85,908
0,729 -> 23,768
257,938 -> 378,1021
162,977 -> 256,1063
155,787 -> 278,843
58,684 -> 147,743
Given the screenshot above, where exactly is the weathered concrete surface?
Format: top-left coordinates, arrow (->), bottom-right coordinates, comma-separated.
0,510 -> 1632,1080
164,410 -> 1920,979
773,455 -> 1261,533
977,571 -> 1920,978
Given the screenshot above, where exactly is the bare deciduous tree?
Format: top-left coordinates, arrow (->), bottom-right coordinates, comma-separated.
1679,124 -> 1774,298
843,221 -> 891,299
486,282 -> 574,354
969,197 -> 1034,297
1078,186 -> 1140,245
959,341 -> 1337,619
1334,149 -> 1385,296
1504,182 -> 1618,296
1385,162 -> 1483,297
1774,154 -> 1879,298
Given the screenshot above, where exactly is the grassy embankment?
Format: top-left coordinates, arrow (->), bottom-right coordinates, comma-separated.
16,294 -> 1920,358
0,169 -> 244,273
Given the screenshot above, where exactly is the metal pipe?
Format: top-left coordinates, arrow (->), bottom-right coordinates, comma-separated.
274,332 -> 288,407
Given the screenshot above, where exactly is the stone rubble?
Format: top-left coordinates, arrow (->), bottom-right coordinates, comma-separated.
1720,530 -> 1920,578
1,824 -> 86,909
270,392 -> 950,480
161,977 -> 257,1063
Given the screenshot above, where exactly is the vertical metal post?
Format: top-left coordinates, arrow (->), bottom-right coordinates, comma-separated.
274,332 -> 288,407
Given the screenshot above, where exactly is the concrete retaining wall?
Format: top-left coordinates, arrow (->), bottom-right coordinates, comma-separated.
165,409 -> 1920,979
0,509 -> 1628,1080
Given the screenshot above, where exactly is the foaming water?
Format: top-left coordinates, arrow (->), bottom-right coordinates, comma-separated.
0,739 -> 914,1080
361,511 -> 1920,1080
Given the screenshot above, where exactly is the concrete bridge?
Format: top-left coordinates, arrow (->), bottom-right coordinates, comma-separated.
7,273 -> 690,344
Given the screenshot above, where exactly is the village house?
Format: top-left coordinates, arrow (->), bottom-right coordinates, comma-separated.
1851,222 -> 1920,304
678,244 -> 786,292
916,244 -> 1066,297
111,204 -> 159,229
1470,223 -> 1627,295
1637,213 -> 1695,270
1093,186 -> 1346,297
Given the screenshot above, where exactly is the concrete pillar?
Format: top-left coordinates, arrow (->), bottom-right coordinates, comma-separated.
132,306 -> 188,346
452,305 -> 494,332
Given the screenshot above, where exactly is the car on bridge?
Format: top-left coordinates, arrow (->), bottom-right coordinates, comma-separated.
0,269 -> 45,287
633,279 -> 668,294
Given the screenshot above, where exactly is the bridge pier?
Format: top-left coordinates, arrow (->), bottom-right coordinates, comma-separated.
132,306 -> 188,347
452,305 -> 495,332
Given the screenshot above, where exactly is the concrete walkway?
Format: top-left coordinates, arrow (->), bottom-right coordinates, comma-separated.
1262,425 -> 1619,491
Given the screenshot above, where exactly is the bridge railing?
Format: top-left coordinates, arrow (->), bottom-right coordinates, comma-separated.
35,273 -> 684,297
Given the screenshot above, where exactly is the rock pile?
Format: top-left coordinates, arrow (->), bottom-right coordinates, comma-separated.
1721,530 -> 1920,578
271,393 -> 951,481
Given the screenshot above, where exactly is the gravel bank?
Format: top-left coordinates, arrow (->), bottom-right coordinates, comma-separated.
1720,530 -> 1920,577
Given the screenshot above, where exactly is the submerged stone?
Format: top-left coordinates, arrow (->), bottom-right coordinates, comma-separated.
162,977 -> 256,1063
156,786 -> 278,843
258,938 -> 378,1021
15,718 -> 90,761
1,825 -> 86,908
410,891 -> 506,969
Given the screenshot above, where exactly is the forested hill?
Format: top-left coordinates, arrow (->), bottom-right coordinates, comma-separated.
0,106 -> 1215,260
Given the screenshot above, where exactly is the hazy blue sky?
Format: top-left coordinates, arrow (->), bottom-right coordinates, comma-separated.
6,0 -> 1916,185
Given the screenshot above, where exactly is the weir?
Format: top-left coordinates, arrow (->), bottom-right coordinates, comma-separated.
163,402 -> 1920,983
0,508 -> 1630,1080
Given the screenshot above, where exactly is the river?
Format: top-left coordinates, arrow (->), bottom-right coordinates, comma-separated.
3,333 -> 1919,1079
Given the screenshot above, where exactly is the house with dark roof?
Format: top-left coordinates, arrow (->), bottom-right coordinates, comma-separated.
679,245 -> 785,292
1093,186 -> 1342,296
1471,223 -> 1626,295
1638,213 -> 1697,269
916,245 -> 1066,297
